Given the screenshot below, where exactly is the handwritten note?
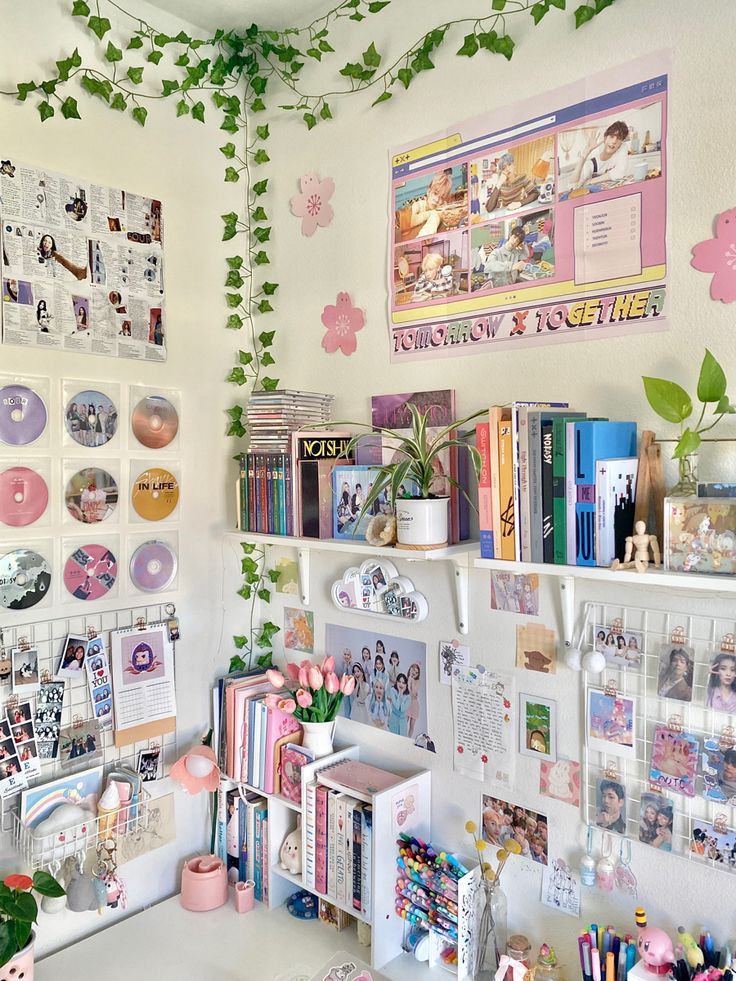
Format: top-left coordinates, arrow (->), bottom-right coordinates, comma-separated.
452,667 -> 514,786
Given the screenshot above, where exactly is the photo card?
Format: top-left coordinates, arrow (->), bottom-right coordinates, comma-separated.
649,725 -> 699,798
0,718 -> 27,798
59,720 -> 102,769
539,759 -> 581,807
657,642 -> 695,703
586,688 -> 636,759
706,649 -> 736,713
137,747 -> 161,782
519,693 -> 557,762
491,572 -> 539,615
702,735 -> 736,804
691,815 -> 736,864
7,701 -> 41,779
12,646 -> 40,693
638,790 -> 674,851
283,607 -> 315,654
594,775 -> 627,835
594,624 -> 644,670
481,793 -> 548,864
57,633 -> 88,678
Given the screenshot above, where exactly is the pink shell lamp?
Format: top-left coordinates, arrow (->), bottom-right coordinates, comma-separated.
171,745 -> 219,794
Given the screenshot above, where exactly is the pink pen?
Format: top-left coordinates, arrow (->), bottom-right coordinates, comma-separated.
592,947 -> 601,981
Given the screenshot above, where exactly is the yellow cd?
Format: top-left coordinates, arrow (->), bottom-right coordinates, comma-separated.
131,467 -> 179,521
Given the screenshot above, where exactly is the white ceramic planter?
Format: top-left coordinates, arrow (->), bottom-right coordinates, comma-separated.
300,720 -> 336,758
0,932 -> 34,981
395,497 -> 449,547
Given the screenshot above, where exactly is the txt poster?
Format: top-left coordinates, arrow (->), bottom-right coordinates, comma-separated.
388,53 -> 669,361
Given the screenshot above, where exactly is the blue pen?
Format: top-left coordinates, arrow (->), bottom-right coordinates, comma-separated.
129,789 -> 139,822
591,926 -> 599,950
602,932 -> 611,957
626,945 -> 636,973
445,853 -> 469,876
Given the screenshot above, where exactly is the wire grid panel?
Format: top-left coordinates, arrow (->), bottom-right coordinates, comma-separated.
581,599 -> 736,877
0,603 -> 178,833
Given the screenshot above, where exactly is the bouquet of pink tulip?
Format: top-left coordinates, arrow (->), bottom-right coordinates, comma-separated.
265,656 -> 355,722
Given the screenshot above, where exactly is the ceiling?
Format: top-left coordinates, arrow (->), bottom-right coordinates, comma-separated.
145,0 -> 332,31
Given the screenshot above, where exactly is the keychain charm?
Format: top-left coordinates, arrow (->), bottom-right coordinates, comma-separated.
596,832 -> 615,891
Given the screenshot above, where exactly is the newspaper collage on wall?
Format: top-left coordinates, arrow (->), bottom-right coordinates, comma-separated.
0,157 -> 165,361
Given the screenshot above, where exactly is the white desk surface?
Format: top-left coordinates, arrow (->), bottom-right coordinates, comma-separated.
35,895 -> 434,981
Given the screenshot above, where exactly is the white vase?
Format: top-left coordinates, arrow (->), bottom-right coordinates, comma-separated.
0,931 -> 34,981
300,720 -> 336,758
395,497 -> 449,547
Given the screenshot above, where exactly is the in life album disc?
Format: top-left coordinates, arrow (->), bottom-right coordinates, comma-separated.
65,467 -> 118,524
63,544 -> 117,601
131,467 -> 179,521
0,467 -> 48,526
131,395 -> 179,449
0,548 -> 51,609
129,540 -> 177,592
65,390 -> 118,448
0,384 -> 47,445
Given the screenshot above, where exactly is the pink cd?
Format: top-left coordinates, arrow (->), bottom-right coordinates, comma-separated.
63,544 -> 117,601
129,540 -> 177,592
0,467 -> 48,526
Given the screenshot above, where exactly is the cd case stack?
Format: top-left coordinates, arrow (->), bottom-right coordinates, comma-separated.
239,390 -> 335,535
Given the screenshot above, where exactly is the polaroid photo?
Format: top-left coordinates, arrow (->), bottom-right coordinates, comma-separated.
138,747 -> 161,782
11,647 -> 40,693
85,637 -> 113,732
638,791 -> 674,851
34,681 -> 65,761
7,702 -> 41,779
519,693 -> 557,762
594,776 -> 627,835
649,725 -> 699,798
586,689 -> 636,760
0,720 -> 27,798
57,633 -> 88,679
59,720 -> 103,769
593,625 -> 644,670
657,642 -> 695,702
366,563 -> 388,594
705,650 -> 736,713
702,736 -> 736,804
481,793 -> 548,864
691,817 -> 736,865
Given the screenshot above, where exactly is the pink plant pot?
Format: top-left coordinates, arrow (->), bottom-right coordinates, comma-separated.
0,933 -> 34,981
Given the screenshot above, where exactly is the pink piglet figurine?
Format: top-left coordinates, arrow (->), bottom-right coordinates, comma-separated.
635,907 -> 675,975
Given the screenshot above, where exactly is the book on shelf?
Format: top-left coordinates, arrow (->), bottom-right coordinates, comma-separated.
351,802 -> 363,912
595,457 -> 638,566
305,779 -> 318,890
293,430 -> 351,538
327,788 -> 338,897
360,804 -> 373,916
315,783 -> 330,894
527,408 -> 572,564
316,759 -> 403,796
279,743 -> 313,804
226,788 -> 240,883
513,402 -> 568,562
334,792 -> 348,905
498,418 -> 515,560
551,413 -> 586,564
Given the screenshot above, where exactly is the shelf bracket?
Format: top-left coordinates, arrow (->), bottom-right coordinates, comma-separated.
453,559 -> 469,636
297,548 -> 310,607
559,575 -> 581,670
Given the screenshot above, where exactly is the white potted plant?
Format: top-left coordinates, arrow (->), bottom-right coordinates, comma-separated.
338,404 -> 484,548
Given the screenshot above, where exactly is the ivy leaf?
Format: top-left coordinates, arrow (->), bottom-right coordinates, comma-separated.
318,40 -> 335,53
233,635 -> 248,649
227,314 -> 243,330
257,588 -> 271,603
262,282 -> 278,295
494,35 -> 515,60
256,124 -> 269,140
256,652 -> 273,669
105,41 -> 123,63
372,91 -> 392,106
227,292 -> 243,308
225,271 -> 244,289
574,3 -> 596,26
251,76 -> 267,96
147,50 -> 164,65
253,251 -> 269,265
303,113 -> 317,131
261,377 -> 279,391
127,66 -> 144,85
87,16 -> 112,40
220,142 -> 236,158
457,34 -> 479,57
61,96 -> 81,120
253,149 -> 270,164
229,655 -> 246,672
127,35 -> 144,49
492,0 -> 508,7
320,102 -> 332,120
260,351 -> 275,366
256,621 -> 280,647
132,106 -> 148,127
227,367 -> 246,384
257,299 -> 273,314
154,33 -> 171,46
81,76 -> 112,101
226,405 -> 243,420
673,428 -> 701,459
222,225 -> 238,242
176,99 -> 190,116
110,93 -> 127,111
259,330 -> 275,347
267,569 -> 281,583
227,256 -> 244,270
642,376 -> 692,424
221,115 -> 239,133
175,53 -> 190,66
237,583 -> 252,600
549,0 -> 566,6
16,82 -> 37,102
227,421 -> 245,438
240,541 -> 255,554
191,101 -> 205,122
251,206 -> 268,222
697,348 -> 727,404
72,1 -> 91,14
239,351 -> 254,365
161,79 -> 179,96
397,67 -> 413,89
306,47 -> 322,61
224,167 -> 240,183
253,226 -> 271,243
530,2 -> 549,23
368,0 -> 390,10
252,179 -> 268,195
362,42 -> 381,67
250,97 -> 266,112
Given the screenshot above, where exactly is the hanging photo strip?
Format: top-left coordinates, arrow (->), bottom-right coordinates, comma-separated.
85,634 -> 113,730
0,717 -> 27,797
34,680 -> 65,760
6,700 -> 41,778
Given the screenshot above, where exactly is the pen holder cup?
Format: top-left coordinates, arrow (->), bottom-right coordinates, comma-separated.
180,855 -> 228,912
234,879 -> 255,913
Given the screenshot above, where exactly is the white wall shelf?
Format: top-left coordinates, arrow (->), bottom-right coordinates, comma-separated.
229,532 -> 475,635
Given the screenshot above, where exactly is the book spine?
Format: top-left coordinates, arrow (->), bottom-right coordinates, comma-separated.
352,803 -> 362,912
541,421 -> 554,564
528,413 -> 543,563
262,813 -> 269,906
239,452 -> 247,531
305,780 -> 317,890
518,409 -> 532,562
565,423 -> 577,565
344,797 -> 355,905
247,453 -> 256,532
552,418 -> 567,565
360,804 -> 372,916
238,790 -> 247,882
488,408 -> 503,556
247,801 -> 256,883
284,453 -> 293,536
511,405 -> 523,560
327,789 -> 337,898
498,421 -> 515,560
216,777 -> 228,863
266,455 -> 274,534
596,463 -> 609,567
335,793 -> 346,905
226,790 -> 239,879
254,805 -> 263,901
276,455 -> 285,535
315,784 -> 329,894
476,421 -> 494,559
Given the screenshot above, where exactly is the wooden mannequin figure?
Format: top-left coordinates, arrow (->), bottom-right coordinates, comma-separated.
611,520 -> 661,573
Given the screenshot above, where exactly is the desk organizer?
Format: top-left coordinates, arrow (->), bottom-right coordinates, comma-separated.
180,854 -> 228,911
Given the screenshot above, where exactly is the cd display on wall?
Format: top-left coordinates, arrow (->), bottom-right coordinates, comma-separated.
0,467 -> 48,526
63,544 -> 117,601
65,468 -> 118,524
64,391 -> 118,448
0,384 -> 47,446
0,548 -> 51,609
129,540 -> 177,592
131,467 -> 179,521
131,395 -> 179,449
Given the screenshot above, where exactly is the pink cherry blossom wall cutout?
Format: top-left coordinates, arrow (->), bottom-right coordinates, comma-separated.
691,208 -> 736,302
290,172 -> 334,237
321,292 -> 365,356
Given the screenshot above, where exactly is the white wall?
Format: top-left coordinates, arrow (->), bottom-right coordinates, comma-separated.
246,0 -> 736,968
0,0 -> 238,956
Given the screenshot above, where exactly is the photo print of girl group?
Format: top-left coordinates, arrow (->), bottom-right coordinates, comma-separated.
391,100 -> 662,309
0,158 -> 165,360
325,623 -> 433,751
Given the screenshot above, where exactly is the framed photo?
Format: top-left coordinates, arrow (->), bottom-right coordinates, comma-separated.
20,764 -> 104,828
701,736 -> 736,804
665,496 -> 736,575
705,649 -> 736,713
593,624 -> 644,670
586,689 -> 636,759
56,633 -> 88,679
481,793 -> 548,864
518,693 -> 556,762
638,791 -> 674,851
657,642 -> 695,702
649,726 -> 699,798
59,721 -> 102,769
138,747 -> 161,782
12,647 -> 40,693
594,776 -> 627,835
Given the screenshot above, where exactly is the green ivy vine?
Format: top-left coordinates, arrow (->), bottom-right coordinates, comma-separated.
0,0 -> 615,669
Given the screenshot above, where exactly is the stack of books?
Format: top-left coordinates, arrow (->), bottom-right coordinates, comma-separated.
221,786 -> 269,903
477,404 -> 638,567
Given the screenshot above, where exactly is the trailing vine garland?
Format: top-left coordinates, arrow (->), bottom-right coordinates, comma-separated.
0,0 -> 615,670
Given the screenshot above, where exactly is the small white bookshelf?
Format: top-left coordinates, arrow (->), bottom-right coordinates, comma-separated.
267,743 -> 432,971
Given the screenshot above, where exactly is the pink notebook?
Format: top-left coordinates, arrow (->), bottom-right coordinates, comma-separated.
263,706 -> 302,794
318,760 -> 402,796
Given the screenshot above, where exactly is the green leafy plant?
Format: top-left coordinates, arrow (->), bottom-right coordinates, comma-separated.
642,349 -> 736,461
0,871 -> 66,966
334,404 -> 485,520
229,541 -> 280,673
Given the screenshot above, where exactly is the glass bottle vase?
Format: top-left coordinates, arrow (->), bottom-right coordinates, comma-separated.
471,879 -> 508,981
668,451 -> 698,497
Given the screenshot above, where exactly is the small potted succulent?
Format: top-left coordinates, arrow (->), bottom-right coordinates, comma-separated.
0,869 -> 66,973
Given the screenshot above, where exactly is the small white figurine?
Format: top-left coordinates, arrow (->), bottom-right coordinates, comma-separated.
611,520 -> 661,573
279,826 -> 302,875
